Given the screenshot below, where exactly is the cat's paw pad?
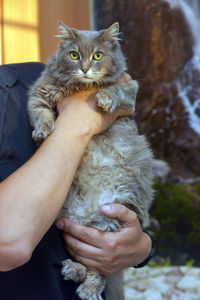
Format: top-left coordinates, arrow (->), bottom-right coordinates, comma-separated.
61,259 -> 86,283
96,91 -> 115,112
32,121 -> 54,142
77,283 -> 103,300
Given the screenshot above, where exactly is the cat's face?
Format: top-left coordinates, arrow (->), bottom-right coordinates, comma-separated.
56,21 -> 126,85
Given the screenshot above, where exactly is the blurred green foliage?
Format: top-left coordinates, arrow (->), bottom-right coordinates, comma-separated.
150,182 -> 200,266
149,256 -> 171,268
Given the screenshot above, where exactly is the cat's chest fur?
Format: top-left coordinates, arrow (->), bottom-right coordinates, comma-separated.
60,116 -> 153,231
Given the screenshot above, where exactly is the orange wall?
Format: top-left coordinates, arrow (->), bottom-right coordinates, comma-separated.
0,0 -> 90,64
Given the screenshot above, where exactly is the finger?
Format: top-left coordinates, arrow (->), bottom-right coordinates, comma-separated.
66,247 -> 115,277
63,233 -> 102,260
101,203 -> 138,225
115,106 -> 135,118
117,72 -> 132,83
56,218 -> 105,248
64,239 -> 104,274
69,251 -> 103,275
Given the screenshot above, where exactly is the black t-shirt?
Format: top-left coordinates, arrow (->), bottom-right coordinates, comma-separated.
0,63 -> 81,300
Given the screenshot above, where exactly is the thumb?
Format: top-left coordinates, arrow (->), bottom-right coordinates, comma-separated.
101,203 -> 138,224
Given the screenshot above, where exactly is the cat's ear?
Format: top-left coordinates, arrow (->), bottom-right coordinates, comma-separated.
57,20 -> 75,40
101,22 -> 120,45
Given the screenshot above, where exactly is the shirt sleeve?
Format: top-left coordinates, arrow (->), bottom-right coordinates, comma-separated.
0,88 -> 8,149
0,63 -> 44,182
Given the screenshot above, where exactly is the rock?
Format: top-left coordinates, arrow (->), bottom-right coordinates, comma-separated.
123,266 -> 200,299
176,275 -> 200,292
94,0 -> 200,179
151,159 -> 171,182
143,289 -> 163,300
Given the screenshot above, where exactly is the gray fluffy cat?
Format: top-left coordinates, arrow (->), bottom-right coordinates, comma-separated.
28,21 -> 154,300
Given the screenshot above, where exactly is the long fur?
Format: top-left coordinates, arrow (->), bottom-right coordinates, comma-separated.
28,21 -> 154,300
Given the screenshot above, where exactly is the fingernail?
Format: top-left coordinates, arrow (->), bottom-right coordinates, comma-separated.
102,205 -> 112,213
56,220 -> 64,229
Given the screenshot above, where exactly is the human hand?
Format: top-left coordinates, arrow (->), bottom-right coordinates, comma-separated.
56,204 -> 152,277
56,73 -> 134,137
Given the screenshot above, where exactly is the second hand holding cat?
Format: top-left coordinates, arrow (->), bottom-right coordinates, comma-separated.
56,203 -> 152,277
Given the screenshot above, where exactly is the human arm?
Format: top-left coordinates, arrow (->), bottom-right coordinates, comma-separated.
56,203 -> 152,277
0,88 -> 132,272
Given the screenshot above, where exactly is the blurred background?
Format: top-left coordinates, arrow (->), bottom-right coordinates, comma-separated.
0,0 -> 91,64
1,0 -> 200,266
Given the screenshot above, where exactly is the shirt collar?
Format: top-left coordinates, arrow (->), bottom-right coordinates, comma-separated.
0,66 -> 18,88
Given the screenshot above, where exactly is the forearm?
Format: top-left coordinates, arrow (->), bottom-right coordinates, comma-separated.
0,115 -> 91,269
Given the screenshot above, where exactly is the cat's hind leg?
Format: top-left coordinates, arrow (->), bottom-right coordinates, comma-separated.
76,270 -> 106,300
61,259 -> 87,283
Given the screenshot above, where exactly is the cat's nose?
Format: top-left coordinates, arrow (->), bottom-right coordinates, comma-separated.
81,68 -> 89,74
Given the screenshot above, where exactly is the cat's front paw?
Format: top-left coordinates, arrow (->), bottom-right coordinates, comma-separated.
96,90 -> 116,112
77,283 -> 104,300
61,259 -> 86,283
32,121 -> 54,142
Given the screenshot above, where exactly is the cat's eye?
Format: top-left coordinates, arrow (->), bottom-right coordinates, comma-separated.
93,52 -> 103,61
70,51 -> 80,60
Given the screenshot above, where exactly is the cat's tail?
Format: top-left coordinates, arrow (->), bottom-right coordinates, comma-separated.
104,271 -> 124,300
